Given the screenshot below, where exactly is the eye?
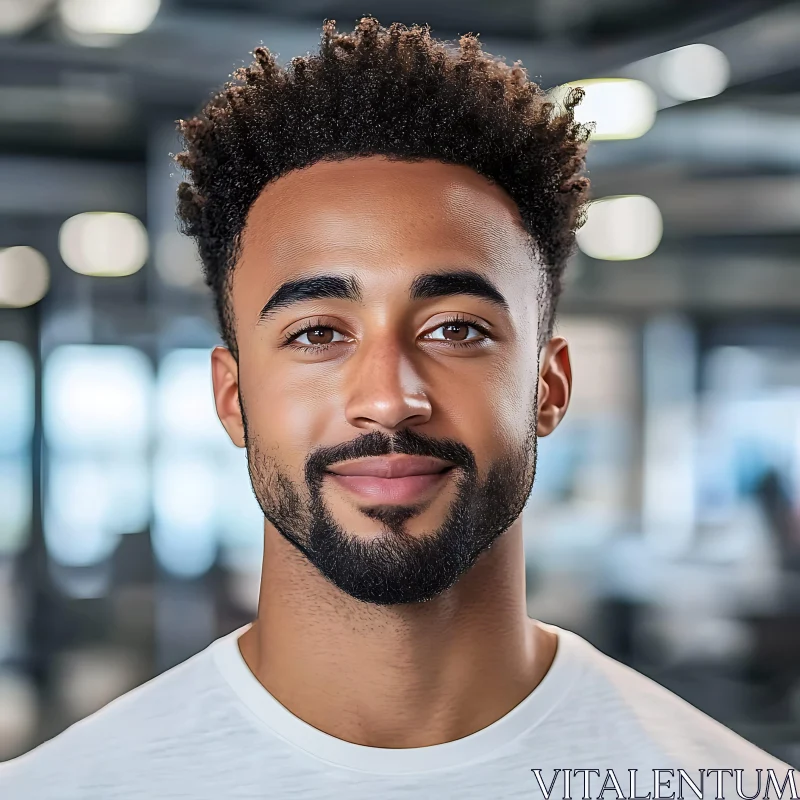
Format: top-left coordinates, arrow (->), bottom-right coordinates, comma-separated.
281,315 -> 492,353
289,325 -> 348,347
423,317 -> 490,346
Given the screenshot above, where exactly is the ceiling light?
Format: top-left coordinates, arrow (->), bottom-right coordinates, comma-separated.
0,0 -> 52,35
59,212 -> 148,277
576,195 -> 663,260
551,79 -> 657,140
58,0 -> 160,35
658,44 -> 730,102
0,246 -> 49,307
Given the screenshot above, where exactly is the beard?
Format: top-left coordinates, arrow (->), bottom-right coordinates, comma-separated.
242,399 -> 538,606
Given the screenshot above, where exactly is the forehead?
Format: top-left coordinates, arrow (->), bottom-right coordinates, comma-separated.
236,156 -> 535,299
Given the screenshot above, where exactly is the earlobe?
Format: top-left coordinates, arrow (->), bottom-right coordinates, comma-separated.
210,346 -> 246,448
536,337 -> 572,437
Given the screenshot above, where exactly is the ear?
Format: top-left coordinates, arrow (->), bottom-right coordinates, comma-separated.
536,336 -> 572,437
211,346 -> 245,448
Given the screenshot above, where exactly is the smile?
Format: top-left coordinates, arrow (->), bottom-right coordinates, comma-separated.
326,470 -> 455,504
324,455 -> 456,504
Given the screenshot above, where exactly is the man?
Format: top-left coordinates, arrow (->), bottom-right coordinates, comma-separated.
1,16 -> 794,799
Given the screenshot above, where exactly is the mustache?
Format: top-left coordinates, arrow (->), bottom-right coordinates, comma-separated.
304,427 -> 476,486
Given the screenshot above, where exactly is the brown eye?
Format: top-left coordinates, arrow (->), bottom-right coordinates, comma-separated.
424,320 -> 486,344
441,324 -> 469,341
289,325 -> 348,347
306,327 -> 334,345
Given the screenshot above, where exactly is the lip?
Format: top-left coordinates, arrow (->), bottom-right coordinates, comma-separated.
326,471 -> 454,504
325,456 -> 456,504
326,455 -> 454,478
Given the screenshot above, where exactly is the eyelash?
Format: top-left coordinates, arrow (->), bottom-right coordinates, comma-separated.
282,314 -> 492,353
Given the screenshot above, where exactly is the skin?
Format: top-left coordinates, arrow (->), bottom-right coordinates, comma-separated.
211,155 -> 573,748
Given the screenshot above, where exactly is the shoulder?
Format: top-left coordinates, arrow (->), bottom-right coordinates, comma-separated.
561,628 -> 793,769
0,641 -> 238,799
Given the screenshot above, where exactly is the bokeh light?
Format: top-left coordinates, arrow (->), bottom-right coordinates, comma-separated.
151,455 -> 218,578
576,195 -> 663,260
659,44 -> 730,102
43,345 -> 153,453
155,231 -> 205,290
156,349 -> 228,447
0,0 -> 51,35
0,341 -> 34,454
552,79 -> 657,140
0,246 -> 49,308
0,343 -> 34,555
58,0 -> 160,36
59,212 -> 148,277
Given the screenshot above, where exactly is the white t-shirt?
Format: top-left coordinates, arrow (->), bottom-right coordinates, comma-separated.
0,622 -> 794,799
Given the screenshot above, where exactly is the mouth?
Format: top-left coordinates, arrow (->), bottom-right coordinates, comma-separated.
324,456 -> 456,504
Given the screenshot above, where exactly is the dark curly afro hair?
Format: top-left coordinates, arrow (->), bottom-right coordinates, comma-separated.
175,16 -> 590,359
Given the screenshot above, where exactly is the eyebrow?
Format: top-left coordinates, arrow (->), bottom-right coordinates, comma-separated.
257,269 -> 510,323
408,270 -> 510,312
258,274 -> 362,322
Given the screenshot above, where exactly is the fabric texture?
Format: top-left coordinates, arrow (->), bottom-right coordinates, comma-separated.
0,622 -> 792,799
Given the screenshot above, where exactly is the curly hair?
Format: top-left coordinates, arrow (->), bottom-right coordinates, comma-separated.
175,16 -> 590,359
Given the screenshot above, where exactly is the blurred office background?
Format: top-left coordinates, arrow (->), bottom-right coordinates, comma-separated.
1,0 -> 799,767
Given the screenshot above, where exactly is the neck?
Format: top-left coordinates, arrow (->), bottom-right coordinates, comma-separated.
237,517 -> 557,748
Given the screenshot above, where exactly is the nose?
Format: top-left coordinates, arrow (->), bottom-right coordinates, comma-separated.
343,338 -> 432,432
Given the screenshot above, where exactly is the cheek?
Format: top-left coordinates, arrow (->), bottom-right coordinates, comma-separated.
443,360 -> 534,464
484,360 -> 537,454
241,368 -> 337,464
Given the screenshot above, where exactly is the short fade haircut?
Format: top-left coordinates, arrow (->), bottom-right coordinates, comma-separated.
175,16 -> 590,359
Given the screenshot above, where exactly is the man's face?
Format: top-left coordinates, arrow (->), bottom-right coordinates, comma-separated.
213,156 -> 564,605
